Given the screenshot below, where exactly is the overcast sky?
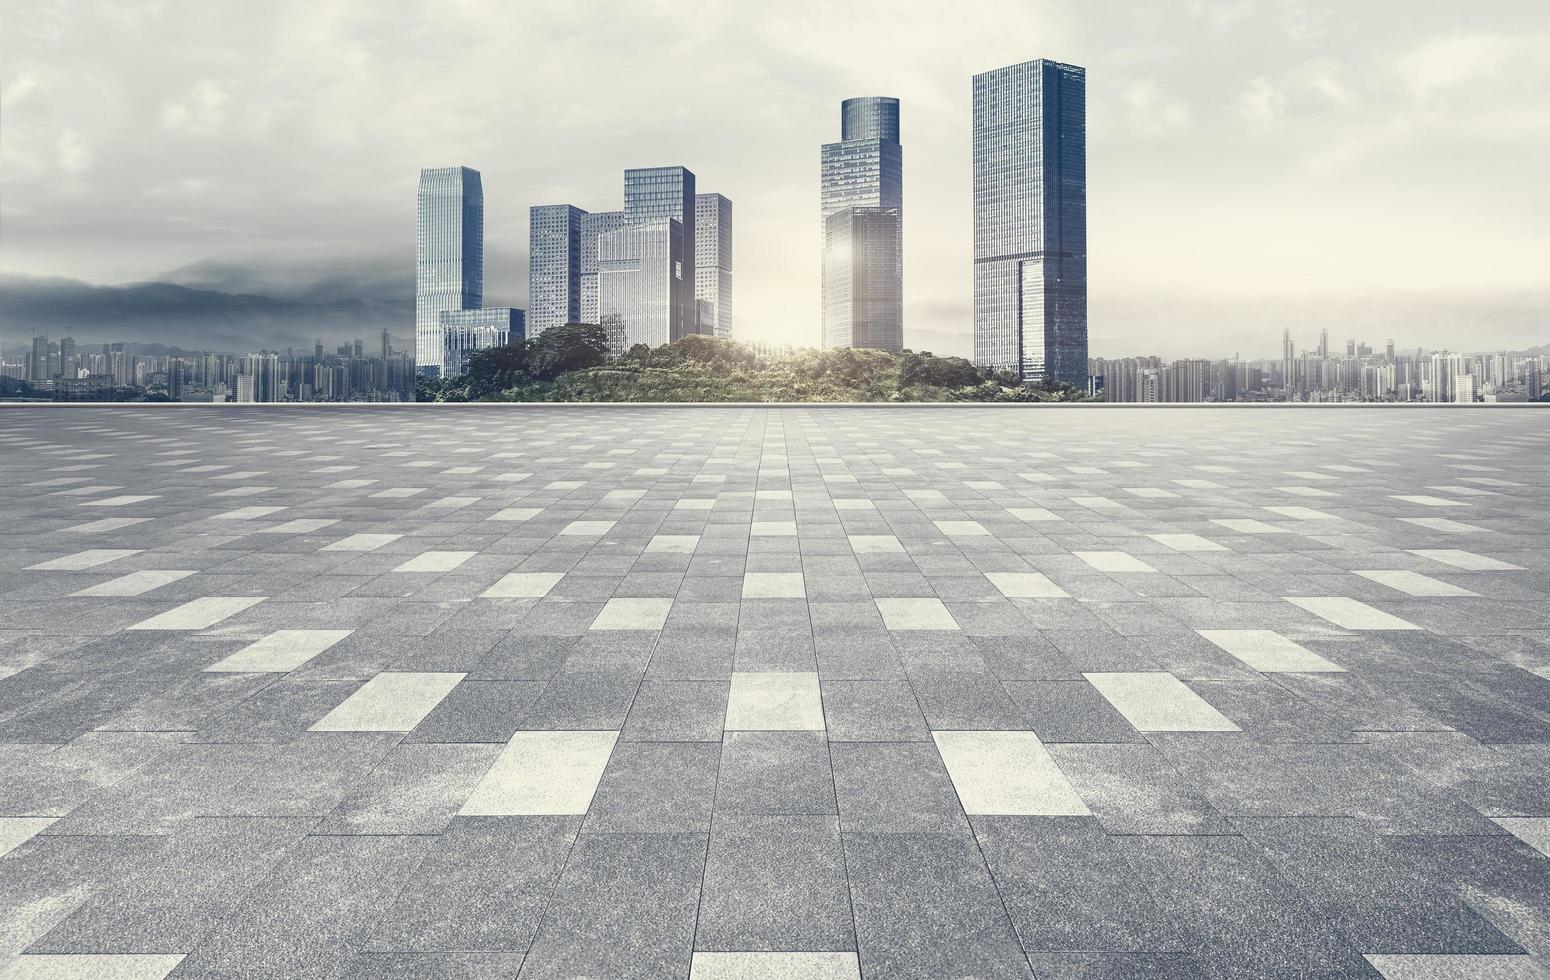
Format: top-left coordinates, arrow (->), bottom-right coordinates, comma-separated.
3,0 -> 1547,357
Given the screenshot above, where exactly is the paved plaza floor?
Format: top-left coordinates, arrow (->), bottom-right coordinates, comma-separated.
1,405 -> 1548,980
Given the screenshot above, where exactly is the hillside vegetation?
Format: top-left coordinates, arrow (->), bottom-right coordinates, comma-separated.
416,325 -> 1090,403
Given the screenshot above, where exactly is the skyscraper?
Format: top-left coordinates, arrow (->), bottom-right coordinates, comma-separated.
538,167 -> 725,350
694,193 -> 734,338
598,219 -> 685,351
579,210 -> 626,325
821,96 -> 903,352
972,60 -> 1087,386
528,204 -> 585,337
622,166 -> 696,338
416,166 -> 483,376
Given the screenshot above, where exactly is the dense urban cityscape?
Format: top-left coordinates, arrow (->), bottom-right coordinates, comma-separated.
2,57 -> 1543,403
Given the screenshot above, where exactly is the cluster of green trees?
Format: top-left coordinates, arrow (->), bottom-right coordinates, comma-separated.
415,325 -> 1092,403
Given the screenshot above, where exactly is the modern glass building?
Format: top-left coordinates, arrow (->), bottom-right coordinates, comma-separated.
823,207 -> 903,351
528,205 -> 585,337
598,218 -> 686,353
624,167 -> 696,338
416,166 -> 483,376
579,210 -> 626,325
439,307 -> 524,378
533,167 -> 724,349
694,193 -> 734,339
972,60 -> 1087,387
821,97 -> 903,352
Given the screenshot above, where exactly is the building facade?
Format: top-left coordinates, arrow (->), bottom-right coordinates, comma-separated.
694,193 -> 734,338
623,167 -> 697,339
535,167 -> 727,350
416,166 -> 484,376
972,60 -> 1087,387
821,96 -> 903,352
528,205 -> 585,337
597,219 -> 686,353
579,210 -> 627,325
822,207 -> 903,351
440,307 -> 525,378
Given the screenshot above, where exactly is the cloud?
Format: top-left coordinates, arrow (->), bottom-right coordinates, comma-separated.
56,129 -> 90,173
160,79 -> 229,134
1234,76 -> 1285,130
1121,79 -> 1191,135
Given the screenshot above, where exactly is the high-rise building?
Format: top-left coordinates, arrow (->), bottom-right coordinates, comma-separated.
580,210 -> 627,325
29,334 -> 48,382
821,96 -> 903,352
528,204 -> 586,336
440,308 -> 525,378
598,218 -> 686,352
416,166 -> 483,376
623,166 -> 696,338
694,193 -> 734,338
972,60 -> 1087,386
543,167 -> 725,350
823,207 -> 903,351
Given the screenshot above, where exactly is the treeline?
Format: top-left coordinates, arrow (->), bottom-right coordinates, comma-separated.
415,325 -> 1092,403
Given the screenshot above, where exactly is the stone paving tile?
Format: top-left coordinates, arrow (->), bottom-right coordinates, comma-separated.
1,405 -> 1547,975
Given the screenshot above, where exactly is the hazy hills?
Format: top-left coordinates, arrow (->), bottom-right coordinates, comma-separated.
0,275 -> 412,353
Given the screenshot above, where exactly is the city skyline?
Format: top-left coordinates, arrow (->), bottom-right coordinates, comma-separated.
4,2 -> 1546,359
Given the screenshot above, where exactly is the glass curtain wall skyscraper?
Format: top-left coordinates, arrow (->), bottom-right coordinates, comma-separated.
530,167 -> 727,350
621,166 -> 696,339
694,193 -> 734,339
528,205 -> 584,337
972,60 -> 1087,387
416,166 -> 483,376
821,96 -> 903,352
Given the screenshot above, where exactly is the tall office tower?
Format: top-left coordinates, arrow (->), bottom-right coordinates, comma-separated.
580,210 -> 627,324
29,334 -> 48,382
821,96 -> 903,352
529,204 -> 586,336
416,166 -> 483,376
824,208 -> 904,351
1282,328 -> 1295,396
58,336 -> 77,379
598,218 -> 687,352
380,329 -> 391,360
1318,328 -> 1329,359
440,308 -> 525,378
622,166 -> 696,337
694,193 -> 734,338
972,60 -> 1087,386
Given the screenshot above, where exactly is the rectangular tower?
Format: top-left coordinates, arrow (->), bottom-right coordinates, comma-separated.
623,167 -> 696,338
579,210 -> 627,324
598,218 -> 686,353
821,97 -> 903,352
416,166 -> 483,376
528,204 -> 586,337
972,61 -> 1086,386
694,193 -> 734,339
